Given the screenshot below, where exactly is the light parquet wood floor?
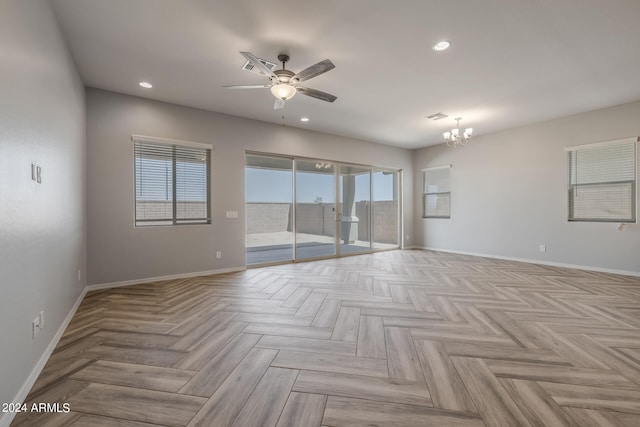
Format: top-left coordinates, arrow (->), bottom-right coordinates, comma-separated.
11,250 -> 640,427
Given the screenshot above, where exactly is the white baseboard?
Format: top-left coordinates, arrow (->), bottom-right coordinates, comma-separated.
87,266 -> 247,291
0,287 -> 88,427
416,246 -> 640,277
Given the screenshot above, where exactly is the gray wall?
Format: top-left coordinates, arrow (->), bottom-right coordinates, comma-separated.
86,88 -> 413,285
414,100 -> 640,274
0,0 -> 86,417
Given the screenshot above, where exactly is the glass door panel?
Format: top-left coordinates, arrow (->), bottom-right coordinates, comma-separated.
339,165 -> 371,254
245,155 -> 294,265
295,160 -> 336,260
372,169 -> 400,249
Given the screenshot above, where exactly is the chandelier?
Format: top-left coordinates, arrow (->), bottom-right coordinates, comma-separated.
444,117 -> 473,147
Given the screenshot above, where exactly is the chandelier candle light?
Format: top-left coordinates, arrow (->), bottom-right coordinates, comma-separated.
444,117 -> 473,147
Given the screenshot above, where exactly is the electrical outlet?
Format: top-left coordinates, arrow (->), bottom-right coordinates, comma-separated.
32,316 -> 40,339
539,245 -> 546,253
216,251 -> 222,259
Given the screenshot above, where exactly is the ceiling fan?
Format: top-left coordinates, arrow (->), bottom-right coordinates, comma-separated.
224,52 -> 337,110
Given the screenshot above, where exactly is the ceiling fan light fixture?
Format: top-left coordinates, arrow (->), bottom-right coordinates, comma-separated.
271,83 -> 296,100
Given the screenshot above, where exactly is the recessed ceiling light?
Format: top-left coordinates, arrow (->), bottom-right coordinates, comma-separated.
432,40 -> 451,51
139,81 -> 153,89
300,117 -> 310,122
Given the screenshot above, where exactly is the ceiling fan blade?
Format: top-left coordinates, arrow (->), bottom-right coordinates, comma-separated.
223,84 -> 271,89
239,52 -> 277,79
292,59 -> 335,83
297,86 -> 337,103
274,98 -> 285,110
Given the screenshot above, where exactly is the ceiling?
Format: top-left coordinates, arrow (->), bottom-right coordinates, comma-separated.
50,0 -> 640,149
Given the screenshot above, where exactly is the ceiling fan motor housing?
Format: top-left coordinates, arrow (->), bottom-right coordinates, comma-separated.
274,69 -> 295,84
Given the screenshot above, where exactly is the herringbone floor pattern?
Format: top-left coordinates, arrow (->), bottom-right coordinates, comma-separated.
11,250 -> 640,426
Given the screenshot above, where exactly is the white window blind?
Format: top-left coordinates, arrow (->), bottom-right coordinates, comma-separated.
423,165 -> 451,218
567,137 -> 637,222
134,136 -> 212,226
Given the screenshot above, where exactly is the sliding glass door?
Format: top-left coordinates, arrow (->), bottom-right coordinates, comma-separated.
372,169 -> 400,249
245,155 -> 294,264
245,153 -> 400,266
295,159 -> 337,260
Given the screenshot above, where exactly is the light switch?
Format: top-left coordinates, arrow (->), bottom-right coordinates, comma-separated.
31,164 -> 42,183
226,211 -> 238,219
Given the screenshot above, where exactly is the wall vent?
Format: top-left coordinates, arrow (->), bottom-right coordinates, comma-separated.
426,112 -> 449,120
242,58 -> 278,76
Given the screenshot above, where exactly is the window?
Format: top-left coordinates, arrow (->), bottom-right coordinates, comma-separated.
133,135 -> 211,226
567,137 -> 637,222
423,165 -> 451,218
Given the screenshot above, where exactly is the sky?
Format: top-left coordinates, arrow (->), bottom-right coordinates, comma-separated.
246,168 -> 396,203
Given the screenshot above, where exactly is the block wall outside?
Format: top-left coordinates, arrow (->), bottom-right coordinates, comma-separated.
247,201 -> 398,244
292,203 -> 336,237
357,200 -> 399,244
246,203 -> 292,233
136,201 -> 208,221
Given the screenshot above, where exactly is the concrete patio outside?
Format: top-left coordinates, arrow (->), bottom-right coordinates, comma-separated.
247,231 -> 398,264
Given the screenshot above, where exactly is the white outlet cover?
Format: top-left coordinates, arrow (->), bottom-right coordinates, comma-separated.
226,211 -> 239,219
